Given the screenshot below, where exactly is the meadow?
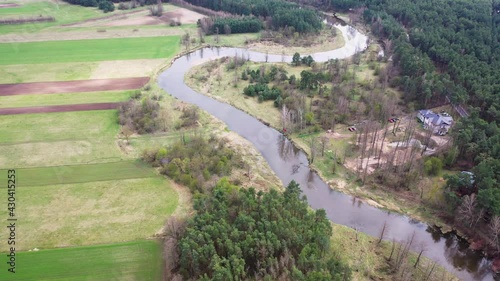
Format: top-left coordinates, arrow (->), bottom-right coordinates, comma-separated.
0,240 -> 163,280
0,160 -> 156,186
0,90 -> 133,108
0,177 -> 178,250
0,36 -> 180,64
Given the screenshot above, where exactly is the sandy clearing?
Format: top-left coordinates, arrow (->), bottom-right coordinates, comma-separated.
0,3 -> 20,8
0,102 -> 121,115
90,59 -> 164,79
0,28 -> 183,43
0,77 -> 149,96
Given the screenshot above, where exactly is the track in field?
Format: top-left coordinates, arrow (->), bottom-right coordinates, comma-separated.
0,77 -> 149,96
0,102 -> 121,115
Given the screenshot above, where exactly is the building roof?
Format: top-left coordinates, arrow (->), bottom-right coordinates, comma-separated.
418,109 -> 453,127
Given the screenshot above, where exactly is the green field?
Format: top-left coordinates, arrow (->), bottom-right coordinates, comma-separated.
0,110 -> 125,168
0,177 -> 178,249
0,2 -> 147,35
0,110 -> 118,144
0,160 -> 157,186
0,90 -> 133,108
0,62 -> 97,83
0,240 -> 163,280
0,36 -> 180,64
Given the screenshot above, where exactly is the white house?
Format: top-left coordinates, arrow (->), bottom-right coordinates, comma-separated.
417,109 -> 453,135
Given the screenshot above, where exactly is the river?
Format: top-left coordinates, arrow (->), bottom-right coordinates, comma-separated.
157,24 -> 493,281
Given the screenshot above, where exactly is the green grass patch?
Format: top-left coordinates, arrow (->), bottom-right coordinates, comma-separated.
0,177 -> 178,250
0,160 -> 156,186
0,110 -> 118,144
0,36 -> 180,65
0,2 -> 104,35
0,90 -> 133,108
0,110 -> 125,168
0,62 -> 97,83
0,240 -> 163,280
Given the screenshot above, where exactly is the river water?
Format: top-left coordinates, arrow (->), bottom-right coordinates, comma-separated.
157,24 -> 493,281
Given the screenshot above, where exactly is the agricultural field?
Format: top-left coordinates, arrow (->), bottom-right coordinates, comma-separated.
0,36 -> 180,64
0,240 -> 163,280
0,160 -> 156,186
0,90 -> 133,108
0,177 -> 177,250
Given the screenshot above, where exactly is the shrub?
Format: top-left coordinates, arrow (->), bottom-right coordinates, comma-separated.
424,157 -> 443,176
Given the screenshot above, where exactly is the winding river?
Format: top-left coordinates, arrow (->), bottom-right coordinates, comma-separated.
157,24 -> 493,281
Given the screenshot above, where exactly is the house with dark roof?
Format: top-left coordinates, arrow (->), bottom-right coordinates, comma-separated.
417,109 -> 453,135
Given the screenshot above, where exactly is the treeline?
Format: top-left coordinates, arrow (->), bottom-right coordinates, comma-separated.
199,16 -> 263,35
164,179 -> 351,280
63,0 -> 115,12
142,135 -> 243,192
185,0 -> 322,33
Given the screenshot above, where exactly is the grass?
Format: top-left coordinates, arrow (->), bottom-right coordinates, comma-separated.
0,62 -> 97,83
0,160 -> 156,186
0,90 -> 133,108
0,36 -> 180,65
0,240 -> 163,280
0,2 -> 104,35
330,223 -> 459,280
0,110 -> 126,168
0,177 -> 178,250
185,60 -> 284,128
0,110 -> 118,144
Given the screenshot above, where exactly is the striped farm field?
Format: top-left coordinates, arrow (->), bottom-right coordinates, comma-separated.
0,77 -> 149,96
0,90 -> 134,108
0,240 -> 163,280
0,102 -> 121,115
0,160 -> 156,186
0,36 -> 180,65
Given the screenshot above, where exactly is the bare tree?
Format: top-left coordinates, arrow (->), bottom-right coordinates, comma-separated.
320,135 -> 328,157
490,215 -> 500,252
457,194 -> 478,227
378,221 -> 388,245
121,125 -> 134,144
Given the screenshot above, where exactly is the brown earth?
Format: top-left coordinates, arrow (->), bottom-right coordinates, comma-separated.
0,102 -> 121,115
0,77 -> 149,96
62,9 -> 146,27
0,3 -> 19,8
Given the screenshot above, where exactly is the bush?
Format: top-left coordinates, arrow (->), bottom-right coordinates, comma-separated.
424,157 -> 443,176
143,136 -> 243,193
98,1 -> 115,12
118,96 -> 164,134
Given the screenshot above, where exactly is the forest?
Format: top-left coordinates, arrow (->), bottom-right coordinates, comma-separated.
163,179 -> 351,280
184,0 -> 323,33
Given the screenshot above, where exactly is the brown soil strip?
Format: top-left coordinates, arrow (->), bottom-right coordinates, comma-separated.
0,3 -> 20,8
0,102 -> 121,115
0,77 -> 149,96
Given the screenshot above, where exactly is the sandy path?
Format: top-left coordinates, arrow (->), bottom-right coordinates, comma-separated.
0,102 -> 121,115
0,77 -> 149,96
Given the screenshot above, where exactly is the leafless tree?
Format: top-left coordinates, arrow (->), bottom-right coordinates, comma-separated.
320,135 -> 328,157
378,221 -> 388,245
121,125 -> 134,144
490,215 -> 500,252
457,194 -> 478,228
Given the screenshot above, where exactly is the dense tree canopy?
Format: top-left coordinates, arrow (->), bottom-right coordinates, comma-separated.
176,179 -> 351,280
185,0 -> 323,33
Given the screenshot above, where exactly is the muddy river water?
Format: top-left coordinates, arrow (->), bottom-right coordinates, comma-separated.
157,24 -> 493,281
